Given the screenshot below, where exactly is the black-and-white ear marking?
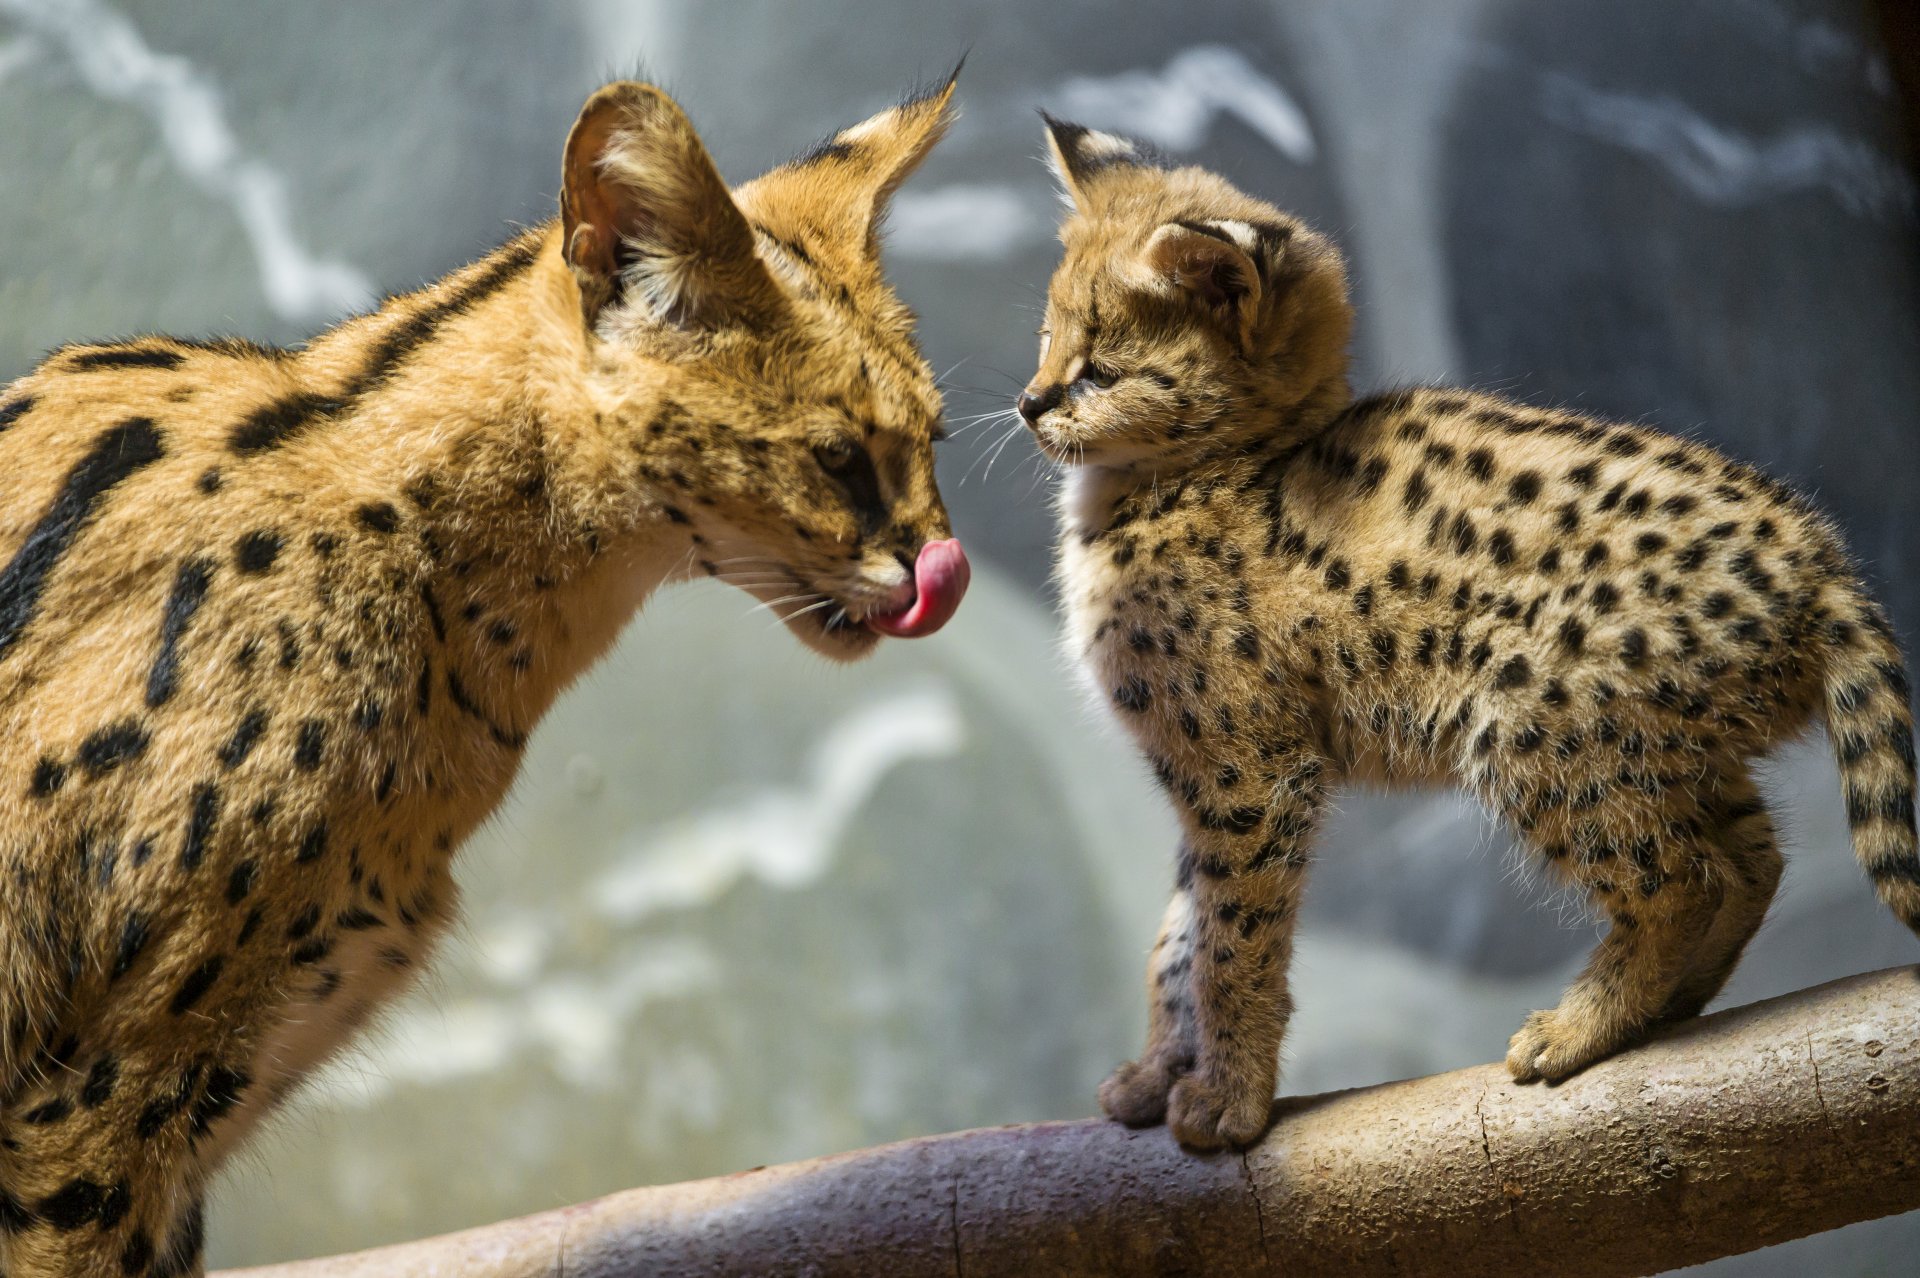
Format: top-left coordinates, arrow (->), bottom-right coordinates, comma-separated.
1040,112 -> 1169,211
1170,218 -> 1293,289
1141,217 -> 1295,346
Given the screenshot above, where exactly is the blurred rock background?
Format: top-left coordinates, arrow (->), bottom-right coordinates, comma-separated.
0,1 -> 1914,1272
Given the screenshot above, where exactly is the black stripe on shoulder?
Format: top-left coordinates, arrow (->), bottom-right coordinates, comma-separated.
344,234 -> 543,401
0,417 -> 166,663
228,233 -> 541,456
228,391 -> 346,455
0,394 -> 33,432
67,347 -> 186,372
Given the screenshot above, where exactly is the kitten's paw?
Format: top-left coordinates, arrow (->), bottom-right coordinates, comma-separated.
1166,1074 -> 1272,1151
1098,1057 -> 1180,1127
1505,1009 -> 1625,1083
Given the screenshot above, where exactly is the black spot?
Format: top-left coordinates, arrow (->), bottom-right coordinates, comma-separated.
197,467 -> 223,494
36,1177 -> 111,1230
0,393 -> 35,431
1494,655 -> 1532,690
356,501 -> 400,533
1402,469 -> 1431,514
0,418 -> 166,664
225,859 -> 258,905
78,718 -> 150,775
337,907 -> 384,931
1506,471 -> 1542,505
235,530 -> 283,573
1114,677 -> 1153,712
1488,529 -> 1516,566
169,955 -> 224,1014
1621,628 -> 1649,667
188,1065 -> 251,1137
23,1096 -> 73,1125
293,719 -> 327,770
217,708 -> 270,768
112,912 -> 151,980
81,1055 -> 119,1108
181,782 -> 220,870
1323,559 -> 1350,591
145,556 -> 216,706
296,820 -> 328,864
1465,448 -> 1495,481
31,754 -> 68,797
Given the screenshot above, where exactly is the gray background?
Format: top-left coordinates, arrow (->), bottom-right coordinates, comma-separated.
0,1 -> 1914,1273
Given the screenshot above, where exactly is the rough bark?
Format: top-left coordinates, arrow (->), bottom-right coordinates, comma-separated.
220,965 -> 1920,1278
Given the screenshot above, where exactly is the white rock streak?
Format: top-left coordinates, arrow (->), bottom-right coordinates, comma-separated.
0,0 -> 375,320
594,683 -> 967,920
1540,70 -> 1916,221
1053,44 -> 1318,165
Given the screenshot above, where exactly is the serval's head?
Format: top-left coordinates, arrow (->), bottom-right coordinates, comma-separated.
1017,116 -> 1354,469
559,74 -> 969,660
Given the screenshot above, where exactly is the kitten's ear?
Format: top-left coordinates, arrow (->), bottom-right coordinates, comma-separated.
772,64 -> 962,258
560,82 -> 780,329
1042,113 -> 1161,213
1139,221 -> 1265,345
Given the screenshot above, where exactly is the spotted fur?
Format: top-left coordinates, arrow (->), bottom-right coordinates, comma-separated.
0,75 -> 959,1276
1024,119 -> 1918,1152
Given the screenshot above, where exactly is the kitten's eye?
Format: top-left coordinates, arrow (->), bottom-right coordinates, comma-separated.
1037,328 -> 1053,361
813,438 -> 858,473
929,418 -> 949,443
1076,362 -> 1119,391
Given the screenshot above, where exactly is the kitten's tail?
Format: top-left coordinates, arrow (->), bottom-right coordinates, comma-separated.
1821,595 -> 1920,934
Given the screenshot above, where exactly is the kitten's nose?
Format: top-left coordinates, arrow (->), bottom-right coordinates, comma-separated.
1017,384 -> 1063,425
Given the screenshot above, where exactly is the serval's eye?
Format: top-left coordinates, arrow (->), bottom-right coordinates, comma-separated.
813,438 -> 858,473
1037,328 -> 1053,362
929,417 -> 949,443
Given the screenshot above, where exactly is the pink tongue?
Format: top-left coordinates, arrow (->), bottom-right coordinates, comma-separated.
866,539 -> 971,639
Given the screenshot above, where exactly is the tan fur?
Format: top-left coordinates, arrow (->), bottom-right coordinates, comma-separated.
0,76 -> 959,1276
1025,120 -> 1919,1151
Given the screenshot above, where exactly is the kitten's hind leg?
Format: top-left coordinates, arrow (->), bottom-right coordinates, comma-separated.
1099,871 -> 1200,1128
1659,772 -> 1782,1022
1506,791 -> 1725,1083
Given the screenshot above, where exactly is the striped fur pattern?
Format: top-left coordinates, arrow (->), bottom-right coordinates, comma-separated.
0,76 -> 958,1277
1026,119 -> 1918,1151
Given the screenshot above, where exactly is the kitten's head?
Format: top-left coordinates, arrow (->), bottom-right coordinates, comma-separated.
558,76 -> 967,661
1018,117 -> 1354,468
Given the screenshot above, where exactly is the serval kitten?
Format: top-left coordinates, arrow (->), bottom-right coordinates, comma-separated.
1021,117 -> 1917,1151
0,76 -> 971,1276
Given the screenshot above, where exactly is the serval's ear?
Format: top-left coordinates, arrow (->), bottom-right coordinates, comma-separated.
561,82 -> 781,330
1041,113 -> 1169,215
767,64 -> 963,260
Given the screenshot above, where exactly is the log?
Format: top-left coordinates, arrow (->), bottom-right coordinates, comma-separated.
220,965 -> 1920,1278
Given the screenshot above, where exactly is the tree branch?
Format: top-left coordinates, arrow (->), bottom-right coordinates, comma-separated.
219,966 -> 1920,1278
